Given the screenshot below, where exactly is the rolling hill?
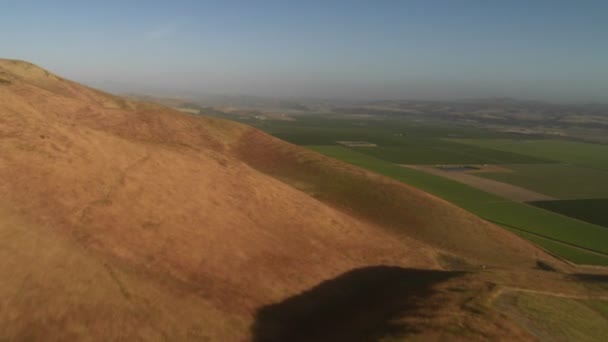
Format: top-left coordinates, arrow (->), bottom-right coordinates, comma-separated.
0,59 -> 605,341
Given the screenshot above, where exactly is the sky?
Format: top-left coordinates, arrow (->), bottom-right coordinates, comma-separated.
1,0 -> 607,102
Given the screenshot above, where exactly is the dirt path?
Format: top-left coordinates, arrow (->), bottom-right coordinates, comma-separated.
402,165 -> 555,202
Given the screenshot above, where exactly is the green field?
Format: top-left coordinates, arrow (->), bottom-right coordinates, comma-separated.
452,139 -> 608,171
309,145 -> 608,265
249,115 -> 552,165
352,140 -> 550,165
531,199 -> 608,228
248,115 -> 539,146
477,164 -> 608,199
503,229 -> 608,266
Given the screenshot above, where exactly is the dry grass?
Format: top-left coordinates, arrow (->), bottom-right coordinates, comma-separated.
495,291 -> 608,341
0,58 -> 438,340
0,58 -> 606,341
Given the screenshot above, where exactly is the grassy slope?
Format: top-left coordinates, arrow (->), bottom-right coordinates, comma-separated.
234,130 -> 558,269
0,59 -> 448,340
0,205 -> 245,341
585,300 -> 608,319
477,164 -> 608,199
496,292 -> 608,342
309,145 -> 608,265
3,59 -> 606,342
530,199 -> 608,228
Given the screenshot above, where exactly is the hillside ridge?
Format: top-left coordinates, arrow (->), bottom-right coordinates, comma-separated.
0,59 -> 583,341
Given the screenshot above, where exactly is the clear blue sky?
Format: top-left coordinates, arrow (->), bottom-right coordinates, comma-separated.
2,0 -> 607,101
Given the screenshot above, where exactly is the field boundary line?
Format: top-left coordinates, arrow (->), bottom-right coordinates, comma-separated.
484,218 -> 608,258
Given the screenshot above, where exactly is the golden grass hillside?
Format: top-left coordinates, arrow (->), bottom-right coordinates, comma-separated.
0,59 -> 588,341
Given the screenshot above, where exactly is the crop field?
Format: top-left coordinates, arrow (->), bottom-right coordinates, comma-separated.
452,139 -> 608,171
531,199 -> 608,228
249,115 -> 539,146
476,164 -> 608,199
309,145 -> 608,265
353,141 -> 550,165
475,201 -> 608,258
227,113 -> 608,265
404,165 -> 554,202
505,230 -> 608,265
250,116 -> 553,165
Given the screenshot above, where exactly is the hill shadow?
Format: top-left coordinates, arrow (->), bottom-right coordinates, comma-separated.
571,273 -> 608,283
251,266 -> 463,342
570,273 -> 608,291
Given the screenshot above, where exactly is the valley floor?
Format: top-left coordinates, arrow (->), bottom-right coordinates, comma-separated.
401,164 -> 555,202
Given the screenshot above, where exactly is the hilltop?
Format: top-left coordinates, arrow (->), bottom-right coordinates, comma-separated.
0,59 -> 605,341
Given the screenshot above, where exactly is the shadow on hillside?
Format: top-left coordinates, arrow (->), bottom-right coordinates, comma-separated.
251,266 -> 463,342
569,273 -> 608,292
571,273 -> 608,283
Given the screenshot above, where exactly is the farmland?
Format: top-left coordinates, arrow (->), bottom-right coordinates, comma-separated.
531,199 -> 608,228
227,113 -> 608,266
476,164 -> 608,199
353,142 -> 551,165
309,146 -> 608,263
452,139 -> 608,171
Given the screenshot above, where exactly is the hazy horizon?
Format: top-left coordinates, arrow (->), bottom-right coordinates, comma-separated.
3,0 -> 608,102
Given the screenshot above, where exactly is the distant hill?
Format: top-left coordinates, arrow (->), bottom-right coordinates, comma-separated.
0,59 -> 601,341
332,99 -> 608,142
125,92 -> 312,112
